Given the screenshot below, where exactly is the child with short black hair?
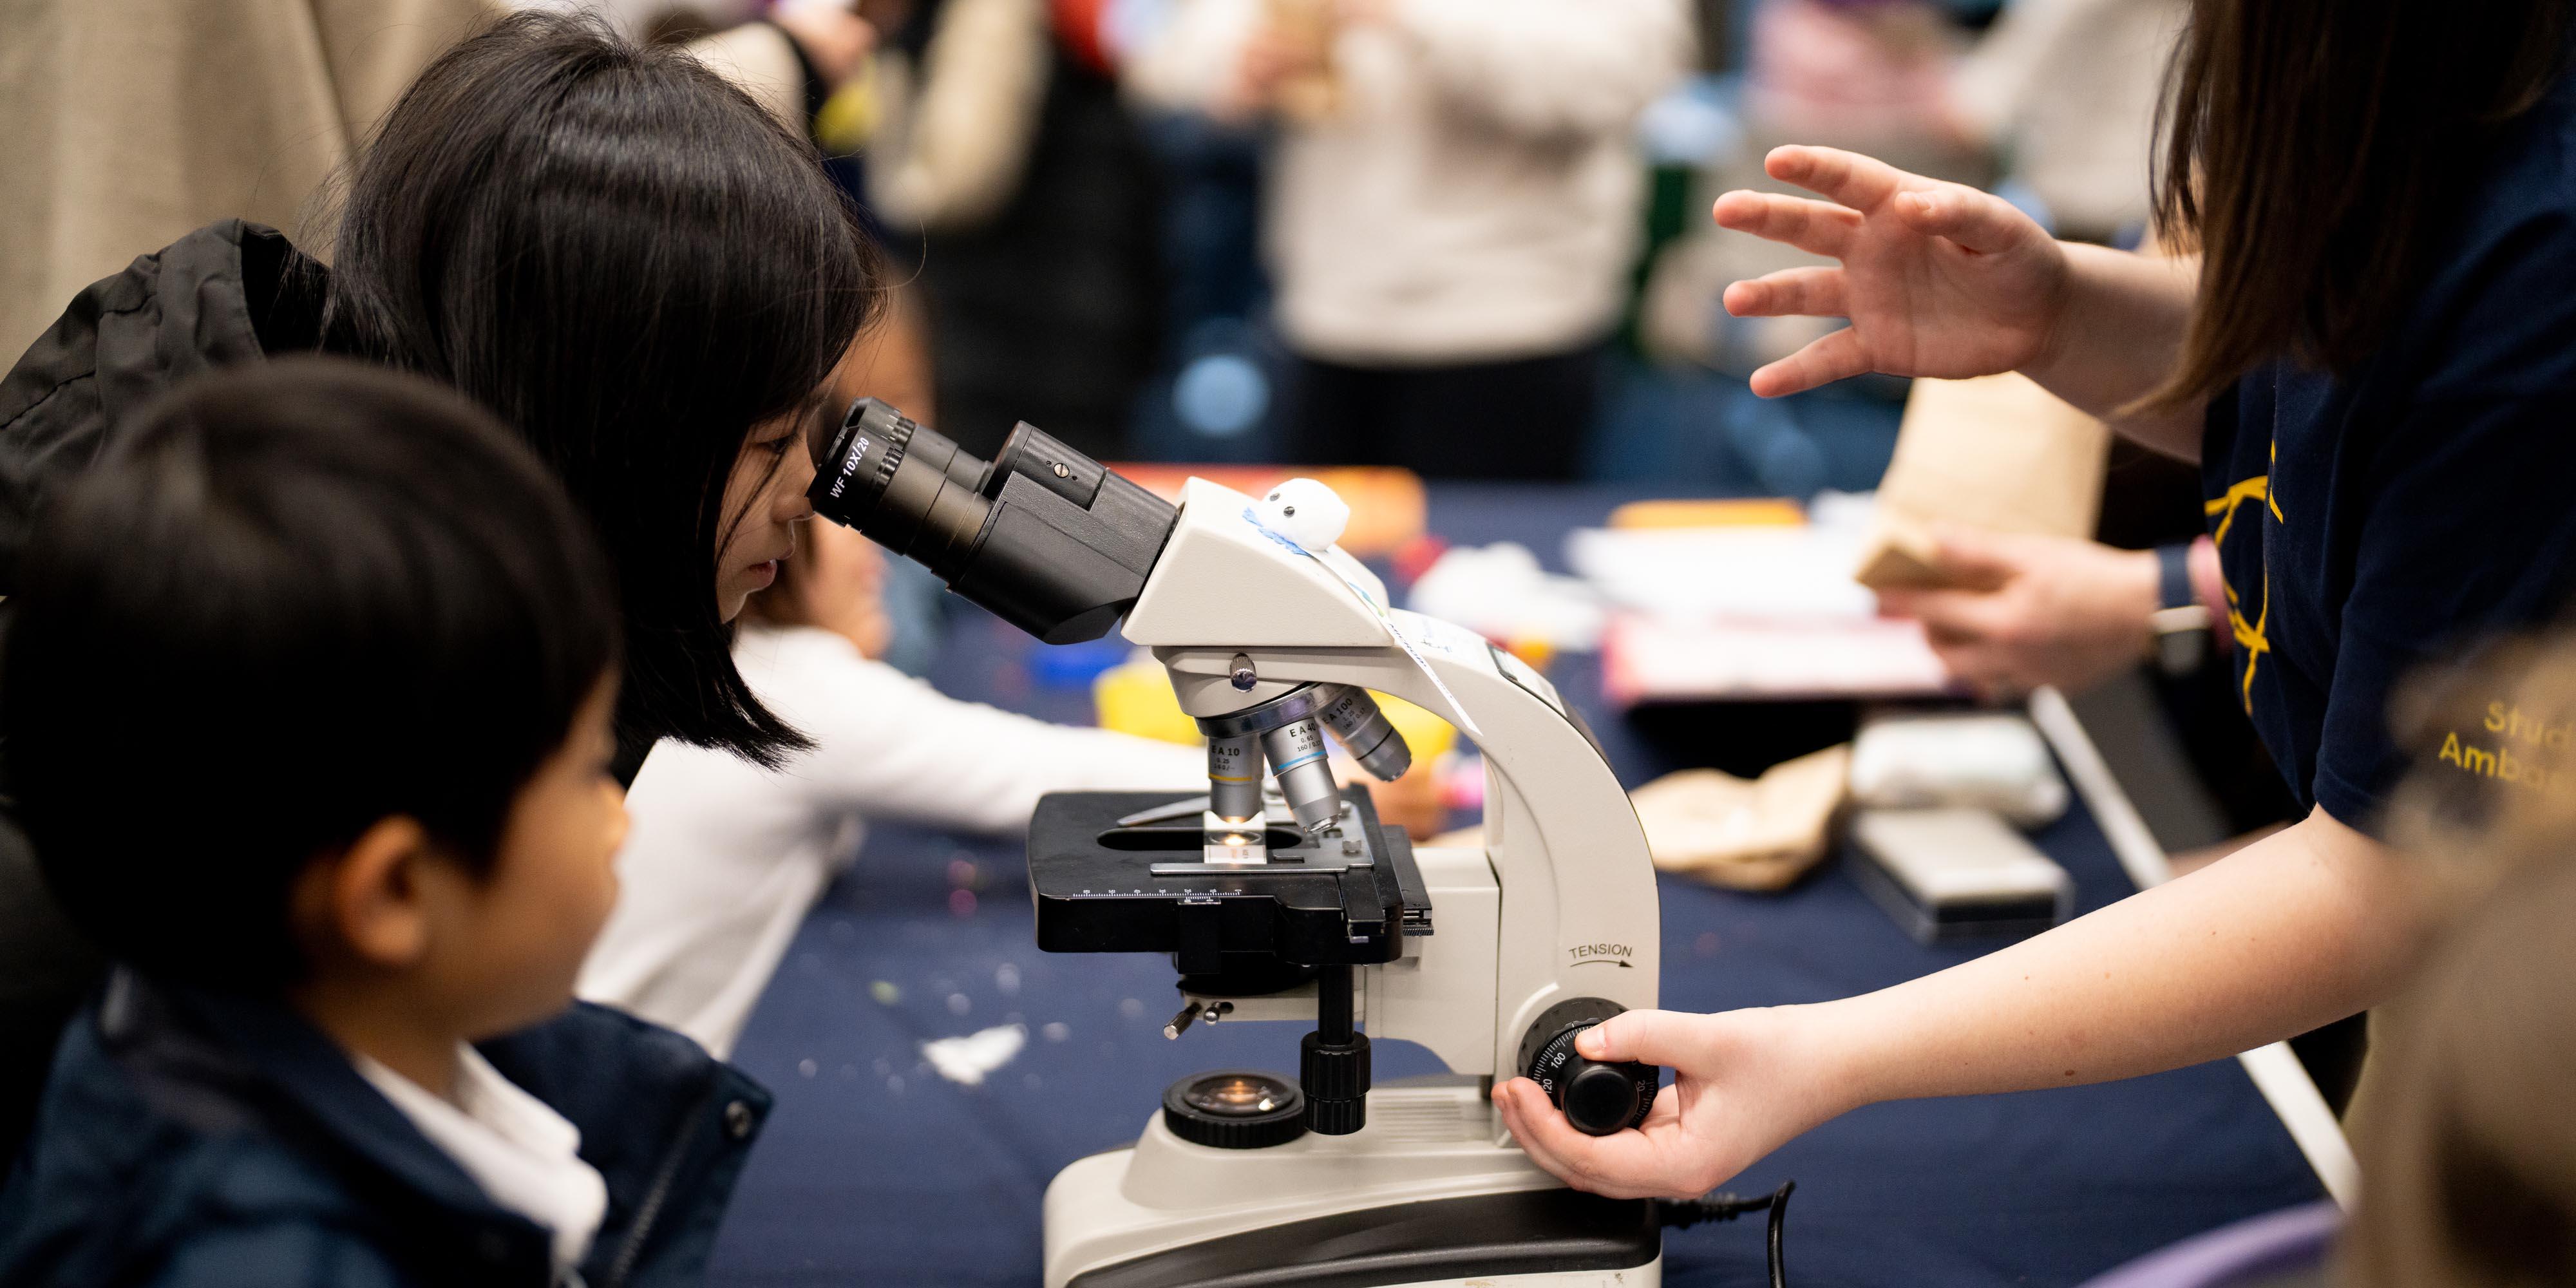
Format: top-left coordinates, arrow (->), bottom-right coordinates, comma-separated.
0,357 -> 766,1288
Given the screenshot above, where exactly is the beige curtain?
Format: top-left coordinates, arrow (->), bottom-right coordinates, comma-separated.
0,0 -> 498,354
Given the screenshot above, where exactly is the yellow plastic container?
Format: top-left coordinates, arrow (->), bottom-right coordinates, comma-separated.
1094,652 -> 1458,762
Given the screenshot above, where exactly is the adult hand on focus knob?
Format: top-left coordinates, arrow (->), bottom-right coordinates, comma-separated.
1716,146 -> 2070,398
1493,1008 -> 1847,1200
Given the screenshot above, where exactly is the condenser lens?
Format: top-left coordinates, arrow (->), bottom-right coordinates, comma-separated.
1161,1068 -> 1307,1148
1183,1073 -> 1293,1117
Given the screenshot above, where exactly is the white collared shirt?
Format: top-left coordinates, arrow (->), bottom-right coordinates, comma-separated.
356,1045 -> 609,1283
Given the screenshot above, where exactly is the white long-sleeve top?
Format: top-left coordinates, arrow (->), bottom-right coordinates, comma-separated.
580,625 -> 1204,1056
1125,0 -> 1692,365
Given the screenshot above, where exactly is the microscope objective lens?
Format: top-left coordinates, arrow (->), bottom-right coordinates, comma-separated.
1260,717 -> 1342,834
1316,687 -> 1412,782
1206,733 -> 1264,824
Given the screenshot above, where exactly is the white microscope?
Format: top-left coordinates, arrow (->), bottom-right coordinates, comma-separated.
811,401 -> 1672,1288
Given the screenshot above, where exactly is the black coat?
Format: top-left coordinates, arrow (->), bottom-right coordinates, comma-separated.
0,219 -> 324,592
0,972 -> 768,1288
0,220 -> 324,1167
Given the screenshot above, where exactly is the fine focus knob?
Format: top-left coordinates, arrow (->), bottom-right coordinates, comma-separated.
1525,1023 -> 1658,1136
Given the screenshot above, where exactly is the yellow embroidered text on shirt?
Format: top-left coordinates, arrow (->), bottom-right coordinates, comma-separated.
2205,441 -> 2282,711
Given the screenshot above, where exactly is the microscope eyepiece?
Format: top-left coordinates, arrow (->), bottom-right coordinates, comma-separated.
808,399 -> 1179,643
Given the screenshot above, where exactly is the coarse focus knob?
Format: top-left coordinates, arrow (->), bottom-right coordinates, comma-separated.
1525,1023 -> 1658,1136
1300,1030 -> 1370,1135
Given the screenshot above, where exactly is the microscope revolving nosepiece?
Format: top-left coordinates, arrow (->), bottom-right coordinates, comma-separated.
1197,685 -> 1361,837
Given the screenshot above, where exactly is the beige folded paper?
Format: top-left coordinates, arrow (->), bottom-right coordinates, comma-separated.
1855,373 -> 2108,589
1629,744 -> 1853,891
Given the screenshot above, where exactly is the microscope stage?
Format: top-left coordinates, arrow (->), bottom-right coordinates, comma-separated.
1028,789 -> 1431,973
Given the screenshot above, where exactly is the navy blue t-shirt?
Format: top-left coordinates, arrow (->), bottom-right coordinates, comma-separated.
2204,68 -> 2576,832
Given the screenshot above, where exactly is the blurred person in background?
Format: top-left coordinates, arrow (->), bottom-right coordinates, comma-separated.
1638,0 -> 2187,430
1944,0 -> 2183,247
0,0 -> 878,359
0,0 -> 486,355
578,520 -> 1200,1057
2336,661 -> 2576,1288
1126,0 -> 1692,480
660,0 -> 884,128
1938,0 -> 2205,600
853,0 -> 1164,459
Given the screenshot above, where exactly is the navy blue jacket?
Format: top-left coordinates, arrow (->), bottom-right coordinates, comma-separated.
0,971 -> 768,1287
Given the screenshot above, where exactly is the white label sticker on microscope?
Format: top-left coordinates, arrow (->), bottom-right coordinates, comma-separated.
1397,612 -> 1493,667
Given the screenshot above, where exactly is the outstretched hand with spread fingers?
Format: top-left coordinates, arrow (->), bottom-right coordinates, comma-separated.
1492,1007 -> 1846,1201
1716,146 -> 2070,398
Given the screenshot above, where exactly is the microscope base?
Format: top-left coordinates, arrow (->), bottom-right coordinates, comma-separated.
1043,1081 -> 1662,1288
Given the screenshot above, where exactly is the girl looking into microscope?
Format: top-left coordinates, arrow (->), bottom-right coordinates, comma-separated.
1495,0 -> 2576,1207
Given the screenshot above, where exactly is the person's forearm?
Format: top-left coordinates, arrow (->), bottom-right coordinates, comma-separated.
1804,809 -> 2422,1113
819,665 -> 1200,833
2023,243 -> 2206,460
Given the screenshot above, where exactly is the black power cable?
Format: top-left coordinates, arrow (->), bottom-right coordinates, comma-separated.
1655,1180 -> 1796,1288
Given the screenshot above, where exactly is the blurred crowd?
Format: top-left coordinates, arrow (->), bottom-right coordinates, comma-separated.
0,0 -> 2184,486
781,0 -> 2183,486
9,5 -> 2576,1287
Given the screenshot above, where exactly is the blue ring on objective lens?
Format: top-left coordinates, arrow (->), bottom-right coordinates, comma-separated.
1271,750 -> 1327,773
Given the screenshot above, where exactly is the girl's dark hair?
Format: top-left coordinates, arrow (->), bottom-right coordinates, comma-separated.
323,12 -> 881,766
2146,0 -> 2573,412
0,358 -> 621,988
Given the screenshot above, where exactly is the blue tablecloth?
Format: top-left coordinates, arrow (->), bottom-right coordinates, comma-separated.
706,485 -> 2323,1288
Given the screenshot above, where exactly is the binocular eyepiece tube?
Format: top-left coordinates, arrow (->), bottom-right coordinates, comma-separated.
811,399 -> 1416,842
806,399 -> 1179,645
